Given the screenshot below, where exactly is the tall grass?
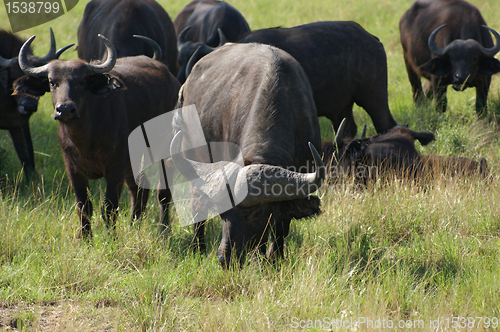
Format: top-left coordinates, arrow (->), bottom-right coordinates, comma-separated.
1,0 -> 500,330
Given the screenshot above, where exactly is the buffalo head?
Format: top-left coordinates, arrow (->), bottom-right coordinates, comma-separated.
176,26 -> 226,83
15,34 -> 125,123
170,131 -> 325,267
421,24 -> 500,91
0,28 -> 72,118
324,120 -> 435,181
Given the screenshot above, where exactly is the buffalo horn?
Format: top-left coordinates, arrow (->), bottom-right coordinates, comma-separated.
360,124 -> 367,139
428,24 -> 449,56
185,45 -> 201,79
85,34 -> 117,74
334,118 -> 347,148
178,26 -> 192,49
18,28 -> 73,76
170,132 -> 325,208
19,36 -> 50,77
133,35 -> 163,61
479,26 -> 500,57
217,29 -> 226,47
37,27 -> 57,63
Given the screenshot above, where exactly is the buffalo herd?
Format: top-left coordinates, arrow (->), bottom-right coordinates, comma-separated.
0,0 -> 497,267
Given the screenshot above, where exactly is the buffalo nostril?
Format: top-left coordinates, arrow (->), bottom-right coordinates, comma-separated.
55,104 -> 79,120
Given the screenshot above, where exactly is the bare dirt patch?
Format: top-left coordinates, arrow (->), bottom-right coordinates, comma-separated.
0,300 -> 122,331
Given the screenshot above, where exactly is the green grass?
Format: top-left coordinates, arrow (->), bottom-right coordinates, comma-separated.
1,0 -> 500,330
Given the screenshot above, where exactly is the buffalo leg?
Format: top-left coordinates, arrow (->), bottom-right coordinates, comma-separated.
103,174 -> 124,233
432,78 -> 448,112
191,186 -> 208,253
67,168 -> 93,238
157,188 -> 172,237
124,168 -> 150,221
404,54 -> 425,105
8,123 -> 36,180
356,90 -> 397,134
266,218 -> 290,262
158,160 -> 174,237
475,77 -> 491,116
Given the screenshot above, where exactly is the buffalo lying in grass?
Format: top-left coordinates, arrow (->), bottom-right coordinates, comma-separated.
323,121 -> 489,182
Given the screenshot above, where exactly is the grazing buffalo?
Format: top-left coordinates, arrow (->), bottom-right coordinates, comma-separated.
323,121 -> 488,181
174,0 -> 250,83
77,0 -> 179,76
183,21 -> 398,137
170,43 -> 325,267
399,0 -> 500,114
16,34 -> 180,238
0,29 -> 71,179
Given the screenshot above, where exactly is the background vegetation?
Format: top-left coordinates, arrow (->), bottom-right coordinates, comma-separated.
1,0 -> 500,330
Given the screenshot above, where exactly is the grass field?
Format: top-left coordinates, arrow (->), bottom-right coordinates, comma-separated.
1,0 -> 500,331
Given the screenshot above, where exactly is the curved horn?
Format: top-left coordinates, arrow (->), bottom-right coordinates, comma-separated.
37,27 -> 57,63
19,36 -> 50,77
479,25 -> 500,57
85,34 -> 117,74
428,24 -> 449,56
177,26 -> 192,49
0,55 -> 16,68
133,35 -> 162,61
55,43 -> 75,58
170,131 -> 325,208
360,124 -> 367,139
217,28 -> 226,47
185,45 -> 201,79
334,118 -> 347,148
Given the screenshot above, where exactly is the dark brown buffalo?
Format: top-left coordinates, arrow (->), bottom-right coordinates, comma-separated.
15,34 -> 180,238
77,0 -> 179,76
399,0 -> 500,114
323,121 -> 488,180
0,29 -> 71,179
174,0 -> 250,83
186,21 -> 397,138
170,43 -> 325,267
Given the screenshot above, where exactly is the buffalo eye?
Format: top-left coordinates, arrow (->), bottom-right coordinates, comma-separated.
49,79 -> 58,88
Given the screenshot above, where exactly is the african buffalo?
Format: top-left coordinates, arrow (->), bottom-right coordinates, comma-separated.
399,0 -> 500,114
77,0 -> 179,76
323,121 -> 488,181
174,0 -> 250,83
0,29 -> 71,179
16,34 -> 180,238
170,43 -> 325,267
183,21 -> 398,137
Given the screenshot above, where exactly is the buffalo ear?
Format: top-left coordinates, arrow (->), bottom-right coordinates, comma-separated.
478,57 -> 500,76
344,140 -> 363,159
86,73 -> 126,95
13,75 -> 49,96
420,57 -> 451,76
